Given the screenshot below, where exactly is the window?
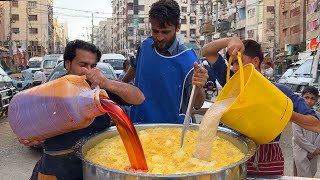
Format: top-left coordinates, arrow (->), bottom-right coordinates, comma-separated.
247,30 -> 254,38
11,14 -> 19,21
29,15 -> 37,21
139,29 -> 144,36
190,17 -> 196,24
181,30 -> 187,35
266,6 -> 274,14
181,18 -> 187,24
190,29 -> 196,36
127,15 -> 133,23
283,10 -> 288,19
29,28 -> 38,34
190,4 -> 196,12
30,41 -> 38,46
181,7 -> 187,13
138,5 -> 144,11
138,18 -> 144,23
12,28 -> 19,34
28,1 -> 37,8
248,8 -> 255,18
290,7 -> 300,17
12,0 -> 18,7
283,28 -> 288,36
127,3 -> 133,10
290,25 -> 300,34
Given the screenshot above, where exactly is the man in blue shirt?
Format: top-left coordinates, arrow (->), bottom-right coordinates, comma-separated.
122,0 -> 208,124
201,37 -> 319,176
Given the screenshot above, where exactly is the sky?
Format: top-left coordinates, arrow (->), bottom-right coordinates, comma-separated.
53,0 -> 112,41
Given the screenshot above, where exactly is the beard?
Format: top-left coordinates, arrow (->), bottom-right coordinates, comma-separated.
153,34 -> 176,52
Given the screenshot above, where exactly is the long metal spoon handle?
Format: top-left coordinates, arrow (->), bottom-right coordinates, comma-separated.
180,62 -> 204,148
180,84 -> 197,148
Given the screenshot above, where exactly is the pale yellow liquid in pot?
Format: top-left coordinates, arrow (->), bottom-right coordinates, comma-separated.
86,127 -> 244,174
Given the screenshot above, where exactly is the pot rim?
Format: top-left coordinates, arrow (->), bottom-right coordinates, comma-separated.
74,123 -> 257,178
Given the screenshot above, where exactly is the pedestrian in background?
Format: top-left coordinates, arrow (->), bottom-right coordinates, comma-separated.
293,86 -> 320,177
33,69 -> 47,84
118,59 -> 133,84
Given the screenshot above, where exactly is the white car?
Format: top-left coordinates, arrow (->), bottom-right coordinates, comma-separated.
100,54 -> 126,77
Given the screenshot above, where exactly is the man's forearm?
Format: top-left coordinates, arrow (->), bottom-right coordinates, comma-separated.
194,88 -> 205,109
122,67 -> 136,83
201,38 -> 230,65
101,80 -> 144,105
291,112 -> 320,133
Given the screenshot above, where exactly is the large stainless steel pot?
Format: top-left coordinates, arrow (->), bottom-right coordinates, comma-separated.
74,124 -> 257,180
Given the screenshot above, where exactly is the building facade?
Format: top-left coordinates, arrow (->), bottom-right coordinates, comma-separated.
53,20 -> 68,54
0,0 -> 54,60
305,0 -> 320,51
279,0 -> 306,55
112,0 -> 208,55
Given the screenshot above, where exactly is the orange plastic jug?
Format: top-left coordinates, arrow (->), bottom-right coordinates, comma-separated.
8,75 -> 109,140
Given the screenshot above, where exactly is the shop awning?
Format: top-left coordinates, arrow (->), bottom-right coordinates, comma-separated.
184,42 -> 200,50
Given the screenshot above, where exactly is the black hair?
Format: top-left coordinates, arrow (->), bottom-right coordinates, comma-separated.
302,86 -> 319,96
149,0 -> 180,28
226,39 -> 264,66
63,40 -> 101,68
26,65 -> 29,69
123,59 -> 130,69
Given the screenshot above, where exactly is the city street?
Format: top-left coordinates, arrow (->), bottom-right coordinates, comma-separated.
1,114 -> 320,180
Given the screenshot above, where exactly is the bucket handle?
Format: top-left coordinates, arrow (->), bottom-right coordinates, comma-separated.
227,52 -> 245,95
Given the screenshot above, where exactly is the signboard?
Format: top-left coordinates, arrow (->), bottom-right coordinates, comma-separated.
133,15 -> 139,29
309,38 -> 318,50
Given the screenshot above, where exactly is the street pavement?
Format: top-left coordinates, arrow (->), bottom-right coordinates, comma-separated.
1,115 -> 320,179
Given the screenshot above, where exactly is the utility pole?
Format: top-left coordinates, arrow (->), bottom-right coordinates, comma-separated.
273,0 -> 276,64
9,1 -> 12,60
26,3 -> 29,63
91,12 -> 94,44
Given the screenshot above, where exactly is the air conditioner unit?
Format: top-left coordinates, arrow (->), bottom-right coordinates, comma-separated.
284,44 -> 289,51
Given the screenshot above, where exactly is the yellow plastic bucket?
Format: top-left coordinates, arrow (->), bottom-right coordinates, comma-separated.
216,52 -> 293,144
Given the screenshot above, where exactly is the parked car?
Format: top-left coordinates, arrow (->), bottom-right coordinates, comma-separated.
46,62 -> 117,82
41,54 -> 63,77
100,54 -> 126,77
28,57 -> 43,74
0,66 -> 16,117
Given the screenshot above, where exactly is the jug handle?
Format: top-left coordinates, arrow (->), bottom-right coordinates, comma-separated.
227,52 -> 245,95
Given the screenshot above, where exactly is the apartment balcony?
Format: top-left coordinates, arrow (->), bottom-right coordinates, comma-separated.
236,19 -> 246,29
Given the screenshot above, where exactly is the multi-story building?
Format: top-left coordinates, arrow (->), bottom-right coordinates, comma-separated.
59,22 -> 69,49
53,17 -> 63,53
53,19 -> 68,53
95,20 -> 113,53
111,0 -> 130,55
92,25 -> 99,47
279,0 -> 306,55
305,0 -> 320,51
104,19 -> 113,53
0,2 -> 5,46
234,0 -> 246,40
112,0 -> 207,55
0,0 -> 54,59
